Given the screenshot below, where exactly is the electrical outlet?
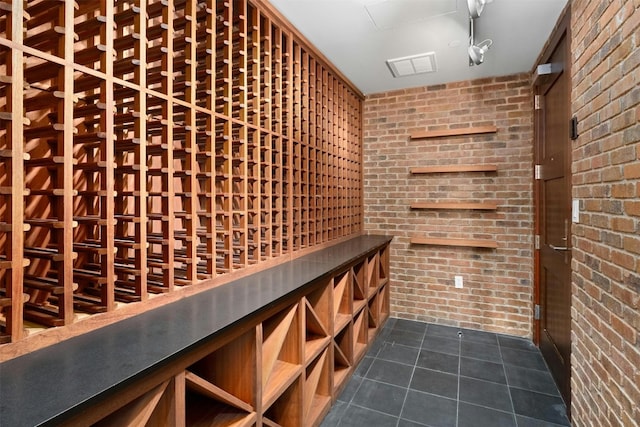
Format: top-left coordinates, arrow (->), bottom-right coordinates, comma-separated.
454,275 -> 463,289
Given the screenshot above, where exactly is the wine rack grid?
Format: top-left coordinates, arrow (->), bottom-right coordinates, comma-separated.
0,0 -> 363,344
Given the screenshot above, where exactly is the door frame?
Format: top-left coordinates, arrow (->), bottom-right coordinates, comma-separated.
533,4 -> 570,345
532,3 -> 571,408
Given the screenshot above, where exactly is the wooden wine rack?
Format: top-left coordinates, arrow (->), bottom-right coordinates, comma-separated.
0,0 -> 364,344
0,235 -> 391,427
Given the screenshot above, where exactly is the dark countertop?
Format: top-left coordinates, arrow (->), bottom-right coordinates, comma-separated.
0,234 -> 392,426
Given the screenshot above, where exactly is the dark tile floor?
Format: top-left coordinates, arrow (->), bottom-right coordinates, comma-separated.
321,318 -> 571,427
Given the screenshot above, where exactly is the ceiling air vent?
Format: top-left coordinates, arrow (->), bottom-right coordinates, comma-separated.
386,52 -> 437,78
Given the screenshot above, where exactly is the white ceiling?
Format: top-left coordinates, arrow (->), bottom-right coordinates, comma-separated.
269,0 -> 568,95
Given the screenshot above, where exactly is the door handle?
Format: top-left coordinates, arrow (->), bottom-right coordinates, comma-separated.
549,219 -> 571,251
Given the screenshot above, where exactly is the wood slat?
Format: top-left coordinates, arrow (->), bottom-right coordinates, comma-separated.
305,300 -> 328,338
262,418 -> 283,427
185,371 -> 254,413
332,340 -> 350,368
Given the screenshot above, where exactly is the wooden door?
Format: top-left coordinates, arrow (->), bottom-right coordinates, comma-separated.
534,12 -> 571,410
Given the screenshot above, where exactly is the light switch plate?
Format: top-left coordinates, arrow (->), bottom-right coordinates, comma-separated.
454,276 -> 463,289
572,199 -> 580,223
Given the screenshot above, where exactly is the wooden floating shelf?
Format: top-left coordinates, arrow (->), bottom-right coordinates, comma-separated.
410,165 -> 498,174
410,237 -> 498,249
410,125 -> 497,139
410,202 -> 498,210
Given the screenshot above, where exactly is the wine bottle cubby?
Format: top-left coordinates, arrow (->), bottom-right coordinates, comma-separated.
0,0 -> 363,344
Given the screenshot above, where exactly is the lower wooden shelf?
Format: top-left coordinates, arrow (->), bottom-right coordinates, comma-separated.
305,336 -> 331,365
334,313 -> 351,334
410,237 -> 498,249
262,361 -> 302,410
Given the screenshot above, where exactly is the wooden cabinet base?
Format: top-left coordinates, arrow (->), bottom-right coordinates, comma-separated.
30,237 -> 392,427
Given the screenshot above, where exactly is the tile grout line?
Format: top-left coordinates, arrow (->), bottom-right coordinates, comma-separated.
456,328 -> 462,427
326,321 -> 565,427
497,338 -> 519,427
334,325 -> 384,427
394,323 -> 428,427
346,402 -> 406,421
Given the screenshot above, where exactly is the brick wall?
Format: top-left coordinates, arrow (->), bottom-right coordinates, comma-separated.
363,74 -> 534,337
571,0 -> 640,425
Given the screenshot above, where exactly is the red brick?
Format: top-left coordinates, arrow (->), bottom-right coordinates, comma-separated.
623,236 -> 640,255
623,162 -> 640,179
364,74 -> 532,337
611,217 -> 636,233
369,4 -> 639,426
624,201 -> 640,217
571,2 -> 640,425
611,183 -> 634,198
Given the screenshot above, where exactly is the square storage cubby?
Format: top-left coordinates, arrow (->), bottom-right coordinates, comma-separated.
304,280 -> 331,364
185,328 -> 257,426
263,376 -> 303,427
304,348 -> 331,426
379,283 -> 390,325
260,303 -> 303,410
366,252 -> 379,298
332,321 -> 352,394
378,245 -> 389,287
353,305 -> 368,362
351,261 -> 366,314
332,270 -> 351,334
368,291 -> 381,342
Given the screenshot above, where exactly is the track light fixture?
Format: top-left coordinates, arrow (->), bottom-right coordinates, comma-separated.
468,39 -> 493,65
468,0 -> 492,66
467,0 -> 487,18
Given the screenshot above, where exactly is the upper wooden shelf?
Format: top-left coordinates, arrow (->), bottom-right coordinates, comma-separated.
410,202 -> 497,210
409,126 -> 497,140
410,165 -> 498,174
410,237 -> 498,249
